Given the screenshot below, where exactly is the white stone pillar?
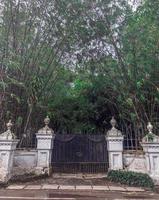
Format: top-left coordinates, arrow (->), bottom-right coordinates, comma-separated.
141,122 -> 159,180
0,120 -> 19,182
106,117 -> 124,170
36,116 -> 55,175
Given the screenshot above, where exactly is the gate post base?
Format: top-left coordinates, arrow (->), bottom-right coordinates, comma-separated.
141,123 -> 159,182
106,136 -> 124,170
106,117 -> 124,171
35,166 -> 52,176
0,120 -> 19,182
36,117 -> 55,176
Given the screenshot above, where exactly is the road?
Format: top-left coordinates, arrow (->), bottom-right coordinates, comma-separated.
0,188 -> 158,200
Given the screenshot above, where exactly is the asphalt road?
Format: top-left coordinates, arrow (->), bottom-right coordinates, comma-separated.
0,189 -> 158,200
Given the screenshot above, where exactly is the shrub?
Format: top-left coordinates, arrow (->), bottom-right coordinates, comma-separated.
107,170 -> 154,189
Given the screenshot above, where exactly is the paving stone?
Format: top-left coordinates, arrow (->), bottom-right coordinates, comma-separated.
60,185 -> 75,190
126,187 -> 145,192
42,184 -> 59,190
25,185 -> 42,190
76,185 -> 92,190
7,185 -> 25,190
93,185 -> 109,191
109,186 -> 126,191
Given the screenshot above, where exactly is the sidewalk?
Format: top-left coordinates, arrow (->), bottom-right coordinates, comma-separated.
6,184 -> 145,192
1,174 -> 157,199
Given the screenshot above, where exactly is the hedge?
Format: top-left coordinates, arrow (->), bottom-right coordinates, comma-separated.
107,170 -> 154,189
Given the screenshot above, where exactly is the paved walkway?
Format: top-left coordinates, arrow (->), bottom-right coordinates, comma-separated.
6,184 -> 145,192
0,174 -> 158,199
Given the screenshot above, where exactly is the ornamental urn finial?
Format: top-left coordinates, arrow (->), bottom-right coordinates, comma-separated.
38,116 -> 54,135
142,122 -> 159,142
147,122 -> 153,134
44,116 -> 50,128
6,120 -> 13,132
107,116 -> 122,137
0,120 -> 16,140
110,116 -> 116,128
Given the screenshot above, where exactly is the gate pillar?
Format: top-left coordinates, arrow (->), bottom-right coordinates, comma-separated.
141,122 -> 159,181
0,120 -> 19,182
106,117 -> 124,170
36,116 -> 55,175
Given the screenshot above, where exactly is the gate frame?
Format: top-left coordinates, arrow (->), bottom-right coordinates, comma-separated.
51,134 -> 109,173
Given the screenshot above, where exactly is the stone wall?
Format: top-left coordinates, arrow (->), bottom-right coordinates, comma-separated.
123,150 -> 147,173
12,149 -> 148,176
13,150 -> 37,176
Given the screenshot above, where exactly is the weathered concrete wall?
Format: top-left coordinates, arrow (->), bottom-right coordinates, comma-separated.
12,150 -> 147,175
13,150 -> 37,175
123,150 -> 147,173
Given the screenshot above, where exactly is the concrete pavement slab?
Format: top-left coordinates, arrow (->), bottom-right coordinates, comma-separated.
76,185 -> 92,190
125,187 -> 145,192
42,184 -> 59,190
60,185 -> 75,190
93,185 -> 109,191
7,185 -> 25,190
25,185 -> 42,190
109,186 -> 126,191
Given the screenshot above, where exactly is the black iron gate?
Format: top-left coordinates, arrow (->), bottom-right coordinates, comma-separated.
52,134 -> 108,173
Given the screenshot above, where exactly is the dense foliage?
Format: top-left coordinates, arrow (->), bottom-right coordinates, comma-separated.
107,170 -> 154,189
0,0 -> 159,144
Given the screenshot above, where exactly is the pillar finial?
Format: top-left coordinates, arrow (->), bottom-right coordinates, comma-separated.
38,116 -> 54,134
110,116 -> 116,128
6,120 -> 13,132
147,122 -> 153,134
142,122 -> 159,142
44,116 -> 50,128
107,116 -> 122,136
0,120 -> 16,139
